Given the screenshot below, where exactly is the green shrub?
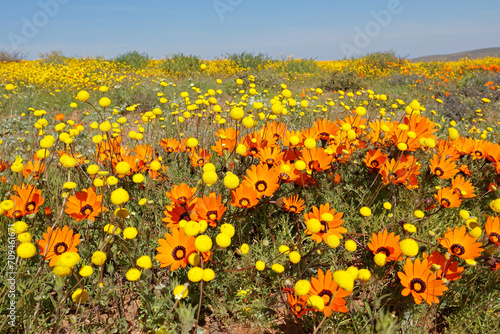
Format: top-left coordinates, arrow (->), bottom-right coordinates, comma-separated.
224,52 -> 271,71
321,70 -> 367,92
114,50 -> 150,70
161,53 -> 202,77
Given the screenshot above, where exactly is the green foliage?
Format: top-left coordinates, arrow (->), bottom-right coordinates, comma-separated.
224,52 -> 271,71
114,50 -> 150,69
321,70 -> 367,91
161,53 -> 202,77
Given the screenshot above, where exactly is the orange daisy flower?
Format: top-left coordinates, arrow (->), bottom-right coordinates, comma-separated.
0,157 -> 11,172
242,164 -> 280,198
166,183 -> 198,206
438,226 -> 484,260
6,184 -> 45,219
457,164 -> 472,177
160,137 -> 180,154
65,187 -> 106,222
429,154 -> 458,180
37,226 -> 81,267
282,129 -> 303,148
379,158 -> 408,185
231,184 -> 260,209
424,251 -> 463,281
211,138 -> 236,156
485,216 -> 500,246
156,228 -> 195,271
162,202 -> 197,229
363,149 -> 387,170
434,187 -> 461,208
134,144 -> 155,162
263,121 -> 287,142
300,147 -> 332,173
398,258 -> 448,305
303,203 -> 346,243
276,161 -> 300,183
450,175 -> 475,198
367,230 -> 402,262
21,160 -> 45,179
281,195 -> 305,214
195,192 -> 227,227
314,118 -> 339,144
189,148 -> 211,168
309,269 -> 351,316
256,147 -> 284,168
286,290 -> 311,318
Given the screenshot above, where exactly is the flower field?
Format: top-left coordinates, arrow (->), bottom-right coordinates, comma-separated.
1,52 -> 500,333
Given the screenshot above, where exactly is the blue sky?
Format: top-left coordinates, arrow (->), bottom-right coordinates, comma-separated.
0,0 -> 499,60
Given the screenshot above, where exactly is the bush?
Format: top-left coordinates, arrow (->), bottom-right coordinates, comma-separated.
114,50 -> 150,70
38,50 -> 69,65
321,70 -> 367,92
161,53 -> 202,77
224,52 -> 271,71
0,49 -> 25,62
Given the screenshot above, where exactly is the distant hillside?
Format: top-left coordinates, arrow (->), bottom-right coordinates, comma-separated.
412,47 -> 500,62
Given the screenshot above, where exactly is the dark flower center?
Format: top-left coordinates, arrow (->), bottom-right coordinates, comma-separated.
308,161 -> 320,170
179,211 -> 190,221
177,196 -> 187,204
172,246 -> 186,260
197,158 -> 205,166
450,243 -> 465,256
318,290 -> 333,305
266,158 -> 274,165
239,198 -> 250,207
434,167 -> 444,176
376,247 -> 391,257
26,201 -> 36,212
320,132 -> 329,140
371,160 -> 380,168
440,198 -> 451,207
249,147 -> 258,155
409,278 -> 426,293
54,242 -> 68,255
320,221 -> 329,233
255,181 -> 267,192
167,147 -> 174,153
80,204 -> 93,216
489,232 -> 500,243
279,173 -> 290,181
207,210 -> 218,221
474,150 -> 483,158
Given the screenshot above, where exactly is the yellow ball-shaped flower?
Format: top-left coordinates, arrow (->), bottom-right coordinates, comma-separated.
188,267 -> 204,282
76,90 -> 90,102
195,235 -> 212,252
91,251 -> 107,266
255,260 -> 266,271
16,242 -> 37,259
223,172 -> 240,189
71,288 -> 89,303
126,268 -> 141,281
294,280 -> 311,296
110,188 -> 129,205
216,233 -> 231,248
